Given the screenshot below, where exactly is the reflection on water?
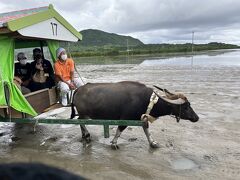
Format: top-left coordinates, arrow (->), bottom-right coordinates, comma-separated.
74,55 -> 143,65
74,49 -> 240,67
141,54 -> 240,67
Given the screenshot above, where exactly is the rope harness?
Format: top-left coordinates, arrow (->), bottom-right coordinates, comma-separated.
141,90 -> 183,123
141,92 -> 159,123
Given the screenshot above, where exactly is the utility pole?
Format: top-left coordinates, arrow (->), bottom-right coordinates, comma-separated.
191,31 -> 194,53
191,31 -> 194,68
127,39 -> 129,57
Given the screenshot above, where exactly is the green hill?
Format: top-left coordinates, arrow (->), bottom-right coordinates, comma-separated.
61,29 -> 239,57
78,29 -> 144,47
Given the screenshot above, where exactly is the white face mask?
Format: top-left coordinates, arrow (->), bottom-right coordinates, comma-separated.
61,54 -> 67,61
19,59 -> 27,65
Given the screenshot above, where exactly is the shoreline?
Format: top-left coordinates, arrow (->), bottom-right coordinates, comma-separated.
71,48 -> 240,59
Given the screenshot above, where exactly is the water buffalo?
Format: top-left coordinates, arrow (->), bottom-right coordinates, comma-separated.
71,81 -> 199,149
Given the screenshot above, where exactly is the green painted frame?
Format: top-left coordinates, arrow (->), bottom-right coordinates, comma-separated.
0,117 -> 144,138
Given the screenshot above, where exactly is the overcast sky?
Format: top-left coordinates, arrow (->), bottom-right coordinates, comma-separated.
1,0 -> 240,44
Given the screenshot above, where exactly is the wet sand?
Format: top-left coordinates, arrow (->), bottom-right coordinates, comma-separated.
0,53 -> 240,179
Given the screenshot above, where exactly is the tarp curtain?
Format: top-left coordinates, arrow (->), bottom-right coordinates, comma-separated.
0,35 -> 37,116
47,40 -> 59,62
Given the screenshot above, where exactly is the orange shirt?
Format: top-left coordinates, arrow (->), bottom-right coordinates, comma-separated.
54,58 -> 74,81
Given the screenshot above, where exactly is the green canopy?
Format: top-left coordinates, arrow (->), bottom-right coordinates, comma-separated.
0,36 -> 59,116
0,35 -> 37,115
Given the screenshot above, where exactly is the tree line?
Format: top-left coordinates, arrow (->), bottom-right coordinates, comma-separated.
62,42 -> 239,57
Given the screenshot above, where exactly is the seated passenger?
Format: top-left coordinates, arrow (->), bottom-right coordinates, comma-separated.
14,52 -> 31,94
29,48 -> 55,92
54,47 -> 83,106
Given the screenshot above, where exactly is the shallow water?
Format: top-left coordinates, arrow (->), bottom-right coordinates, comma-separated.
1,49 -> 240,179
75,49 -> 240,67
171,158 -> 198,170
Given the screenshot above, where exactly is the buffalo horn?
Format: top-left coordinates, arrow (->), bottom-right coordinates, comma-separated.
160,96 -> 186,105
154,85 -> 187,101
154,85 -> 179,99
153,85 -> 174,95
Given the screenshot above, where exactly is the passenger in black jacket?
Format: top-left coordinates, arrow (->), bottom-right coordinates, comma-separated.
29,48 -> 55,92
14,52 -> 31,94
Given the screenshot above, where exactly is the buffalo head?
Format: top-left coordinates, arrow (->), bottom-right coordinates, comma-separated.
154,85 -> 199,123
171,100 -> 199,122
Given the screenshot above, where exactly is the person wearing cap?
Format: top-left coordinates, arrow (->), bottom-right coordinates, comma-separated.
54,47 -> 83,106
29,48 -> 55,91
14,52 -> 31,94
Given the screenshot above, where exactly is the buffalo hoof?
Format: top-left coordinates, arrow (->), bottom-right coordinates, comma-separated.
82,134 -> 91,143
150,141 -> 160,148
83,142 -> 92,148
85,136 -> 91,143
111,143 -> 119,150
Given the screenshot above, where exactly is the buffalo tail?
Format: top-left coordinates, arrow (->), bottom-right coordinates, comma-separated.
70,103 -> 76,119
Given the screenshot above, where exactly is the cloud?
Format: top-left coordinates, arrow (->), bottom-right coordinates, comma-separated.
1,0 -> 240,44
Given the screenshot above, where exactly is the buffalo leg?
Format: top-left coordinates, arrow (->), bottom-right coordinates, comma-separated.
80,124 -> 91,143
110,126 -> 127,149
142,122 -> 159,148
